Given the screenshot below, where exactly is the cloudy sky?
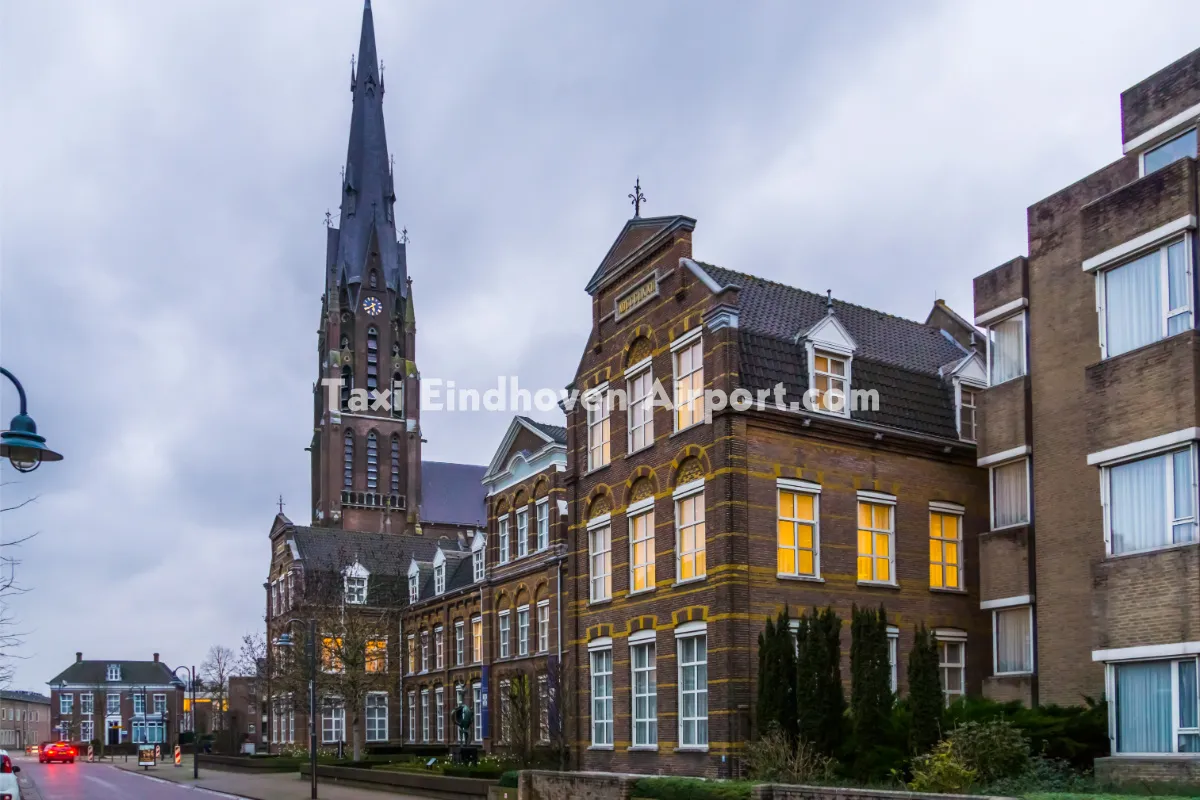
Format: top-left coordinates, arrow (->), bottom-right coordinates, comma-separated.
1,0 -> 1197,691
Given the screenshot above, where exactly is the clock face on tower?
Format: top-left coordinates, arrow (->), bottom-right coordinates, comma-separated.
362,296 -> 383,316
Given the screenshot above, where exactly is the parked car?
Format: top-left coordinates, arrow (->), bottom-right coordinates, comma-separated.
0,749 -> 22,799
38,741 -> 75,764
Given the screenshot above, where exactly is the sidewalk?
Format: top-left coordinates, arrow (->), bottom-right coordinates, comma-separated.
109,756 -> 431,800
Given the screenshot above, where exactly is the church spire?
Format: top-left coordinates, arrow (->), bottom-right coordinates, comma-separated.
329,0 -> 406,296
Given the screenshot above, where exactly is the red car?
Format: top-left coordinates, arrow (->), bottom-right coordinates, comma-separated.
39,741 -> 76,764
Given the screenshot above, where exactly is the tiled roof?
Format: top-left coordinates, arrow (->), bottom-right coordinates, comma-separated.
48,661 -> 176,687
291,527 -> 439,576
696,263 -> 969,440
519,416 -> 567,444
1,690 -> 49,705
421,461 -> 487,527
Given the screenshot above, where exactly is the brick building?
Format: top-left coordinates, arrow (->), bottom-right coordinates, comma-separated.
47,653 -> 184,747
972,47 -> 1199,780
566,214 -> 989,776
0,690 -> 50,750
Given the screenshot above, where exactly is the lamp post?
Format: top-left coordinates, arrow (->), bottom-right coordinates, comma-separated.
170,666 -> 198,780
274,618 -> 318,800
0,367 -> 63,472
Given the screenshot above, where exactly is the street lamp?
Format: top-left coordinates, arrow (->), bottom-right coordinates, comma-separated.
169,666 -> 198,780
274,618 -> 318,800
0,367 -> 63,473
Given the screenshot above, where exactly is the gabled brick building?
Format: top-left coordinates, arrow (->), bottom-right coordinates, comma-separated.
48,653 -> 183,747
972,47 -> 1200,782
566,214 -> 989,776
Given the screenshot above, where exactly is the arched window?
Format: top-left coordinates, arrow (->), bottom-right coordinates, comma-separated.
340,365 -> 353,411
392,372 -> 404,418
391,435 -> 401,494
343,431 -> 354,490
366,328 -> 379,393
369,271 -> 378,289
367,431 -> 379,490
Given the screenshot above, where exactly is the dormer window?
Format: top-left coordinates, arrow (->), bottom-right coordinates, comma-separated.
471,533 -> 486,582
1141,127 -> 1197,176
433,550 -> 446,595
343,562 -> 369,605
812,352 -> 848,414
958,385 -> 979,442
106,664 -> 121,681
802,308 -> 856,418
407,558 -> 421,604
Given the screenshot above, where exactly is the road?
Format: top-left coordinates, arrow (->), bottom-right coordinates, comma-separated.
17,757 -> 217,800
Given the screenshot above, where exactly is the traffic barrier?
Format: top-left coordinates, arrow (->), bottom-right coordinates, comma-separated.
174,745 -> 182,767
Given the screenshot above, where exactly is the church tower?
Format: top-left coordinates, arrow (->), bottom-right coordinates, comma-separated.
310,0 -> 422,533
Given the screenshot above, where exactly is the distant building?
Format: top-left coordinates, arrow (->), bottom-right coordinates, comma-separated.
48,652 -> 184,746
0,690 -> 50,749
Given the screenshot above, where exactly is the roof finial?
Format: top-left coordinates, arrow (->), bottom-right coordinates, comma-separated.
324,210 -> 332,228
278,495 -> 285,514
628,177 -> 646,218
826,289 -> 833,315
350,54 -> 356,91
400,226 -> 410,245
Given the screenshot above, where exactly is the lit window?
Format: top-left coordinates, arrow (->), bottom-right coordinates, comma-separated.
516,507 -> 529,558
812,351 -> 848,414
1113,656 -> 1200,753
777,486 -> 819,578
587,388 -> 611,470
365,693 -> 387,742
631,639 -> 657,748
673,338 -> 704,430
1142,128 -> 1197,176
471,617 -> 482,664
929,507 -> 963,590
856,498 -> 894,584
1102,238 -> 1192,358
499,611 -> 511,659
677,631 -> 708,748
366,640 -> 387,673
535,498 -> 549,551
537,600 -> 550,653
590,645 -> 613,747
987,313 -> 1026,385
321,637 -> 344,673
938,635 -> 966,705
994,607 -> 1033,675
958,385 -> 978,442
991,458 -> 1030,529
407,635 -> 415,674
1106,445 -> 1197,555
589,521 -> 612,602
629,506 -> 656,593
628,367 -> 654,452
675,484 -> 706,582
498,515 -> 510,564
518,606 -> 530,656
366,431 -> 378,490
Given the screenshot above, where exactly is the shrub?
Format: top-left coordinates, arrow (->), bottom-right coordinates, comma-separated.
498,771 -> 519,788
795,606 -> 845,757
745,727 -> 835,784
908,740 -> 976,794
632,777 -> 753,800
947,719 -> 1030,783
906,623 -> 943,755
945,695 -> 1109,769
442,763 -> 506,779
984,754 -> 1093,795
756,610 -> 798,741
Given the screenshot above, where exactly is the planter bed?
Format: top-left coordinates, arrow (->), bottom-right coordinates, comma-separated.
196,754 -> 302,773
300,762 -> 495,799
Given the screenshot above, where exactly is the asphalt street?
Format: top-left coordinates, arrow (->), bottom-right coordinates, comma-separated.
16,756 -> 218,800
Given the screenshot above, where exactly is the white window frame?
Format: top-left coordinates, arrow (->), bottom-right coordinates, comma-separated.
956,380 -> 982,443
588,638 -> 614,748
420,689 -> 430,743
472,616 -> 483,664
1097,235 -> 1194,360
516,507 -> 529,558
106,693 -> 119,715
499,610 -> 511,659
535,498 -> 550,551
407,691 -> 417,742
420,630 -> 429,672
59,693 -> 73,715
321,699 -> 345,744
80,692 -> 93,715
408,570 -> 419,604
472,532 -> 486,582
435,686 -> 445,742
588,514 -> 612,603
986,311 -> 1027,386
672,333 -> 704,432
627,496 -> 656,595
856,491 -> 897,586
433,563 -> 445,595
1139,127 -> 1198,177
498,514 -> 510,565
365,692 -> 388,743
627,359 -> 655,453
993,605 -> 1035,677
106,664 -> 121,681
988,456 -> 1031,530
517,605 -> 530,657
1106,655 -> 1200,755
1101,443 -> 1198,556
929,501 -> 965,591
777,479 -> 821,580
676,621 -> 709,750
630,630 -> 658,749
537,599 -> 550,653
435,625 -> 444,669
586,383 -> 612,472
937,630 -> 968,706
887,626 -> 899,693
406,634 -> 416,674
810,349 -> 851,417
674,480 -> 706,584
455,621 -> 465,666
472,682 -> 483,743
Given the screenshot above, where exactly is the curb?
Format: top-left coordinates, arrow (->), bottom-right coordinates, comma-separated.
111,764 -> 256,800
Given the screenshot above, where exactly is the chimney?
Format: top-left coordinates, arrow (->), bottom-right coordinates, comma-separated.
76,652 -> 83,663
153,653 -> 160,663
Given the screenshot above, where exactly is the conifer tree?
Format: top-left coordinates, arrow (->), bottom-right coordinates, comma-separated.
796,606 -> 844,756
850,604 -> 892,757
756,608 -> 798,741
907,623 -> 944,755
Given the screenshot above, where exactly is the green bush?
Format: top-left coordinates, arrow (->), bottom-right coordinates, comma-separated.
442,763 -> 506,779
908,740 -> 976,794
946,719 -> 1030,783
945,695 -> 1109,768
632,777 -> 753,800
498,770 -> 519,788
984,754 -> 1093,795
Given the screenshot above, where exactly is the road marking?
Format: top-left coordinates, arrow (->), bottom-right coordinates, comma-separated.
110,765 -> 251,799
84,773 -> 123,790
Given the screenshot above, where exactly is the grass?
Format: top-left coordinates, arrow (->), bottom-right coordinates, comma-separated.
1024,794 -> 1200,800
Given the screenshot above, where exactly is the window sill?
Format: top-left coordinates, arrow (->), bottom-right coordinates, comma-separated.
777,573 -> 824,583
674,746 -> 709,753
589,598 -> 613,607
587,745 -> 614,751
992,671 -> 1034,678
930,586 -> 967,594
584,464 -> 611,478
857,580 -> 900,590
627,587 -> 656,598
672,577 -> 707,588
670,422 -> 705,438
987,522 -> 1030,534
626,444 -> 654,459
627,745 -> 659,752
1107,540 -> 1200,560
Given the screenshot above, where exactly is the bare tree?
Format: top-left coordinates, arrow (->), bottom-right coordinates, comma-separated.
0,485 -> 38,689
200,645 -> 236,732
505,673 -> 534,767
545,655 -> 576,770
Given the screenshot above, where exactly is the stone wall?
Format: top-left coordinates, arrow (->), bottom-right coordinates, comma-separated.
1095,755 -> 1200,787
754,787 -> 1016,800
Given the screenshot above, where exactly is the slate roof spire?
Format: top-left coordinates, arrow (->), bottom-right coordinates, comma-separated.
331,0 -> 407,296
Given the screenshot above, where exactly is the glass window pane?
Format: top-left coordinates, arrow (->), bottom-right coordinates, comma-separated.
993,460 -> 1029,528
1144,128 -> 1198,175
1106,250 -> 1164,357
1180,659 -> 1198,730
1111,453 -> 1169,554
989,315 -> 1025,383
1116,660 -> 1173,753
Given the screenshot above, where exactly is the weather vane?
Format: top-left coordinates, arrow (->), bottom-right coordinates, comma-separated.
400,226 -> 410,245
324,210 -> 332,228
629,177 -> 646,218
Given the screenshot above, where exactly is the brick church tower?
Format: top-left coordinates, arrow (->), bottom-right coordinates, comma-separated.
310,0 -> 421,533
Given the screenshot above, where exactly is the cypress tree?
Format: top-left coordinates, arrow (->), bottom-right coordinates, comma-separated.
756,614 -> 780,736
775,608 -> 799,742
850,605 -> 892,757
797,606 -> 844,756
907,623 -> 944,755
756,609 -> 799,741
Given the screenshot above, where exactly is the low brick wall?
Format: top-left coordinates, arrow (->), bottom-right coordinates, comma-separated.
300,762 -> 494,799
754,786 -> 1016,800
196,754 -> 300,773
1095,755 -> 1200,787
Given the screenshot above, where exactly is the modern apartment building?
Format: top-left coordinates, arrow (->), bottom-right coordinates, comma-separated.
972,47 -> 1199,782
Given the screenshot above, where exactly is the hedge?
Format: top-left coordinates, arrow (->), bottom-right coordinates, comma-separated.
632,777 -> 754,800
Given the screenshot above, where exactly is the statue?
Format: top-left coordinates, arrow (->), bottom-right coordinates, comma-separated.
451,702 -> 474,746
